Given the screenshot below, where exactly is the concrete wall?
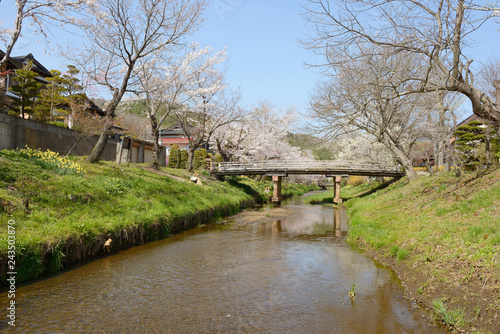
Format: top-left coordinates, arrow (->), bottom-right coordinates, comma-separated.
0,113 -> 166,166
0,112 -> 117,160
116,137 -> 167,167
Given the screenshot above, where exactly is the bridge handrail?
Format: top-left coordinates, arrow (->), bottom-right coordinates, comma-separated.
211,160 -> 402,172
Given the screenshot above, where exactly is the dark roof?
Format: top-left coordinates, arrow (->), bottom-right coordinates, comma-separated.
83,97 -> 106,117
159,123 -> 195,136
456,114 -> 484,128
0,50 -> 52,78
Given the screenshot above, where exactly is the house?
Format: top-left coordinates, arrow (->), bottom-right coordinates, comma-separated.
159,123 -> 210,165
116,136 -> 167,166
1,50 -> 106,125
159,123 -> 195,150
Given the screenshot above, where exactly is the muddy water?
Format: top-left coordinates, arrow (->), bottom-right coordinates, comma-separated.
0,194 -> 444,333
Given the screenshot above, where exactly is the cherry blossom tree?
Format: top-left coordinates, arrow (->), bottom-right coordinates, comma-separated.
210,102 -> 312,162
66,0 -> 207,163
174,56 -> 247,171
136,44 -> 226,169
210,119 -> 248,162
335,135 -> 394,163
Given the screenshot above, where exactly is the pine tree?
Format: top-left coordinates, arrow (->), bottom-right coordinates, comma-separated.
8,61 -> 41,118
62,65 -> 85,103
454,120 -> 487,170
35,70 -> 68,122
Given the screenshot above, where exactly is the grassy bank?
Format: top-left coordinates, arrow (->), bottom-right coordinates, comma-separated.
306,171 -> 500,333
0,148 -> 256,284
0,149 -> 317,285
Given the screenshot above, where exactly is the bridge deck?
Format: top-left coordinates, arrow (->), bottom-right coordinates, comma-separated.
210,161 -> 405,177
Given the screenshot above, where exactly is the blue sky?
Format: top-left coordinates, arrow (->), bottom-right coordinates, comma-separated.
1,1 -> 322,114
1,0 -> 499,119
191,1 -> 322,113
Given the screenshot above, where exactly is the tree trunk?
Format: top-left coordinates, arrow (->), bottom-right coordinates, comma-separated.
86,125 -> 110,162
151,137 -> 160,170
454,82 -> 500,135
150,116 -> 160,170
216,138 -> 231,162
187,146 -> 195,172
86,59 -> 135,163
380,134 -> 417,182
0,0 -> 24,70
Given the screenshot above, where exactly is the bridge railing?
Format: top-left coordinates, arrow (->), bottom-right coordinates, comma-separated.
210,160 -> 403,174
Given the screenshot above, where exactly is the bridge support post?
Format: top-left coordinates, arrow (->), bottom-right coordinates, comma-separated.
271,175 -> 282,207
333,175 -> 342,204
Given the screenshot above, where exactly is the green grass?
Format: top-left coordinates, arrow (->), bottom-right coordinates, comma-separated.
307,169 -> 500,333
0,150 -> 319,284
433,299 -> 468,329
0,149 -> 258,283
304,191 -> 333,204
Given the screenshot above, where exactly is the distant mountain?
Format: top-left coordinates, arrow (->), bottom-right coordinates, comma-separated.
287,132 -> 335,160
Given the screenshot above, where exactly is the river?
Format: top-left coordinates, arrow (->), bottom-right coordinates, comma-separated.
0,194 -> 444,333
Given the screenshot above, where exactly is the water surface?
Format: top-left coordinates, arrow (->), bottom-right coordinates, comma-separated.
0,194 -> 443,333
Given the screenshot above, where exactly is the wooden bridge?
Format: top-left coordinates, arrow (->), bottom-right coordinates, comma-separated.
209,160 -> 404,206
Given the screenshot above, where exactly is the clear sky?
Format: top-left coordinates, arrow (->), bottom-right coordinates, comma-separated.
0,1 -> 322,115
191,1 -> 323,114
1,0 -> 499,119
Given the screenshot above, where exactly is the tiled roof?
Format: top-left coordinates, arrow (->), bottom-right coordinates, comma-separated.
160,138 -> 191,144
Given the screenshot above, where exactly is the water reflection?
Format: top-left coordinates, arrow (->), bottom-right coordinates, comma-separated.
267,203 -> 347,238
0,194 -> 444,333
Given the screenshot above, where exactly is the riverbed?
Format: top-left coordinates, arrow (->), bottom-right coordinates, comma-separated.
0,194 -> 444,333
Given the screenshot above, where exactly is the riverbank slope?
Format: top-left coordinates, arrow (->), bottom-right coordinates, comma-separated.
0,149 -> 314,285
308,170 -> 500,333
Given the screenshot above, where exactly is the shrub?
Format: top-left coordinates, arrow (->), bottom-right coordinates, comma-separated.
179,150 -> 188,169
193,148 -> 208,170
168,145 -> 180,168
347,175 -> 369,187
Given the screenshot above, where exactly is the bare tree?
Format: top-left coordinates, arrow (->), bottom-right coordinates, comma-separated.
66,0 -> 206,162
0,0 -> 98,70
66,99 -> 108,156
114,112 -> 151,140
480,58 -> 500,103
424,91 -> 465,170
309,51 -> 426,181
302,0 -> 500,133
